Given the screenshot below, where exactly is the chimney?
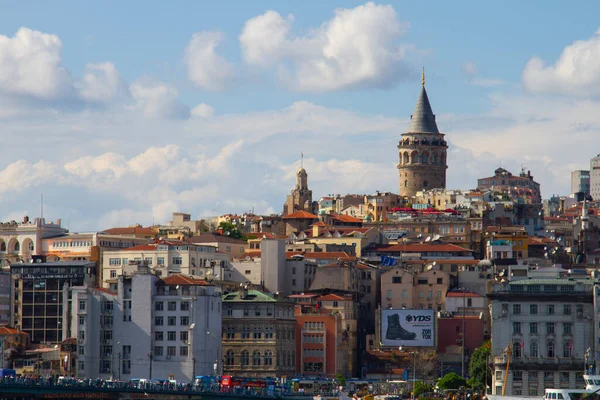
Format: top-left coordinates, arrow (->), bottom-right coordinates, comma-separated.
23,216 -> 29,223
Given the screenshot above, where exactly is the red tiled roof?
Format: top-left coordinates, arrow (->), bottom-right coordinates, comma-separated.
159,274 -> 212,286
189,233 -> 247,245
316,294 -> 346,301
0,326 -> 29,336
330,213 -> 363,223
373,243 -> 473,253
311,221 -> 331,227
303,252 -> 352,259
288,293 -> 319,298
446,291 -> 482,298
94,287 -> 117,296
103,227 -> 156,235
123,244 -> 158,251
283,210 -> 319,220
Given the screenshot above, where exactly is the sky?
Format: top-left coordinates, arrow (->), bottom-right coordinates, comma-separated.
1,1 -> 600,231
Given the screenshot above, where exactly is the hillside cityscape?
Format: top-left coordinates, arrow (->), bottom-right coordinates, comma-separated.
0,76 -> 598,397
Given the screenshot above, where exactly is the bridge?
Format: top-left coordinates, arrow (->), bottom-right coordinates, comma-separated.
0,383 -> 290,400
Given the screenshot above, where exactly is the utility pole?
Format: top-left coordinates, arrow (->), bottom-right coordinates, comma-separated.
148,354 -> 153,380
192,357 -> 196,380
462,288 -> 466,379
118,353 -> 122,381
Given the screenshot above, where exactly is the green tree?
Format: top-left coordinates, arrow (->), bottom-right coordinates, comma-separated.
436,372 -> 467,390
335,374 -> 346,388
218,222 -> 246,240
468,340 -> 491,390
414,381 -> 433,396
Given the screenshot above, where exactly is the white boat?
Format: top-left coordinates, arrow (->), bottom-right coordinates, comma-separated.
487,374 -> 600,400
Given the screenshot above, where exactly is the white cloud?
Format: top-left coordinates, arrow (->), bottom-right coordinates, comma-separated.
523,28 -> 600,95
0,27 -> 72,98
129,78 -> 190,119
462,61 -> 505,87
239,2 -> 412,92
185,31 -> 235,91
76,62 -> 129,102
191,103 -> 215,118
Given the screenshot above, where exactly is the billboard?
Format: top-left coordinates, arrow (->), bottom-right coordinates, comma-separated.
381,309 -> 435,347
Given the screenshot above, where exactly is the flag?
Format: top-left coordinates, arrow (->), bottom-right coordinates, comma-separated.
485,342 -> 491,349
569,341 -> 573,352
520,342 -> 525,349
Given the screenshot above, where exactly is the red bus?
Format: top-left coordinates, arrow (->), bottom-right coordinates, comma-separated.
221,375 -> 274,389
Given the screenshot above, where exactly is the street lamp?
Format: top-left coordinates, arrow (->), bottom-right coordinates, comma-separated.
112,342 -> 120,381
399,346 -> 416,400
207,331 -> 221,376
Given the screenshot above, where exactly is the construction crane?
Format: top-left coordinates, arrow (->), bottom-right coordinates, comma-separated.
501,342 -> 513,396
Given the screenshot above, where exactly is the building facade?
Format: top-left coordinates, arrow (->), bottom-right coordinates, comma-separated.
68,271 -> 221,381
221,289 -> 296,378
571,170 -> 590,197
488,277 -> 593,396
397,78 -> 448,198
591,155 -> 600,200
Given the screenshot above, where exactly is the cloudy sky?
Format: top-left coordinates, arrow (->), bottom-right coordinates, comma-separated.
1,1 -> 599,231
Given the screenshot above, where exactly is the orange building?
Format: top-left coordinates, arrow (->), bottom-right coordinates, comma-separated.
294,304 -> 349,378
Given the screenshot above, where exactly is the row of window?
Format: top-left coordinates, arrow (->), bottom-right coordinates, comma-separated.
224,326 -> 282,339
224,350 -> 291,367
511,304 -> 583,315
0,241 -> 34,252
154,346 -> 188,357
304,322 -> 325,330
155,301 -> 190,311
386,289 -> 445,300
303,349 -> 324,358
511,340 -> 572,358
155,331 -> 188,342
513,322 -> 572,335
53,241 -> 91,248
495,370 -> 575,383
303,335 -> 324,344
155,316 -> 189,326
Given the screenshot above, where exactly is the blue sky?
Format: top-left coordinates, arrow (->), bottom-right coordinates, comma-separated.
0,1 -> 599,230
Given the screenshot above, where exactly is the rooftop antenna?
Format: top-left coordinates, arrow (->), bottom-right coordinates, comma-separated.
40,193 -> 43,220
421,67 -> 425,86
301,151 -> 304,169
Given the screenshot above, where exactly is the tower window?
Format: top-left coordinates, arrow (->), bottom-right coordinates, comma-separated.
404,180 -> 408,187
423,181 -> 428,187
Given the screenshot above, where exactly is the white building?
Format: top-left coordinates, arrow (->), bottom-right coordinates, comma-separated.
571,170 -> 590,197
68,267 -> 222,381
486,239 -> 514,261
0,217 -> 67,266
101,239 -> 231,287
489,274 -> 594,396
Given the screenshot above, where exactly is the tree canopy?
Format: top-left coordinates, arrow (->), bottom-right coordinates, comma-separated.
437,372 -> 467,390
468,341 -> 491,390
218,222 -> 246,240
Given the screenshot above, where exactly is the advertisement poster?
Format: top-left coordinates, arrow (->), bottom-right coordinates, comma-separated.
381,309 -> 435,347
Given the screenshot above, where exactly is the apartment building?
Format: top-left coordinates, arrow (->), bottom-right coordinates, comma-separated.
10,259 -> 95,343
380,266 -> 453,311
488,273 -> 593,395
101,239 -> 230,287
221,289 -> 296,378
68,269 -> 221,381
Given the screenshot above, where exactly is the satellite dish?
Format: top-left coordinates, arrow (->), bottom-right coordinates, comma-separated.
205,270 -> 214,282
426,264 -> 434,271
245,256 -> 251,261
425,236 -> 431,242
433,234 -> 441,241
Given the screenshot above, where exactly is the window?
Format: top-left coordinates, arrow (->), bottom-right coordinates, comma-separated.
241,350 -> 249,366
155,332 -> 163,341
242,326 -> 250,339
264,351 -> 273,366
172,257 -> 182,265
513,322 -> 521,334
180,346 -> 188,356
157,257 -> 165,265
154,346 -> 163,356
530,322 -> 538,335
577,304 -> 584,314
226,350 -> 234,366
392,276 -> 402,283
547,341 -> 555,358
564,305 -> 572,315
227,308 -> 233,316
167,331 -> 176,341
530,304 -> 538,315
167,346 -> 176,356
546,322 -> 555,335
109,258 -> 121,266
437,278 -> 443,284
254,327 -> 261,339
79,316 -> 85,326
512,304 -> 521,315
513,341 -> 522,358
530,342 -> 538,358
252,350 -> 261,366
563,342 -> 572,358
155,316 -> 164,326
547,305 -> 555,315
514,371 -> 522,381
168,302 -> 177,311
265,327 -> 273,339
167,316 -> 176,326
110,270 -> 116,278
155,302 -> 164,311
564,323 -> 572,335
180,302 -> 190,311
180,316 -> 189,326
79,300 -> 86,311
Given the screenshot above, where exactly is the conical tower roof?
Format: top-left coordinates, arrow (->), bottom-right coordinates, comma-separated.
407,86 -> 439,134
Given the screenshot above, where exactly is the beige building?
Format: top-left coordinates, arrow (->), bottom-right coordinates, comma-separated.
364,192 -> 401,223
222,289 -> 296,378
189,233 -> 248,260
381,267 -> 453,311
398,78 -> 448,198
289,225 -> 384,258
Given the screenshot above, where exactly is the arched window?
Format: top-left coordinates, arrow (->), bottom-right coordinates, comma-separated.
513,341 -> 522,358
547,341 -> 555,358
252,350 -> 261,366
563,342 -> 572,358
403,152 -> 409,164
240,350 -> 249,366
0,242 -> 5,252
404,180 -> 408,187
530,342 -> 538,358
421,152 -> 429,164
264,351 -> 272,366
14,242 -> 20,252
226,350 -> 234,366
423,180 -> 429,188
411,152 -> 419,164
28,241 -> 34,251
432,153 -> 438,164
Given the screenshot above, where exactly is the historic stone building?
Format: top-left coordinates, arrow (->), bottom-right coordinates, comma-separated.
283,167 -> 316,216
398,74 -> 448,198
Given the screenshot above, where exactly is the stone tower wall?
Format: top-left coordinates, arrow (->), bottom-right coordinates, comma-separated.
397,133 -> 448,197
